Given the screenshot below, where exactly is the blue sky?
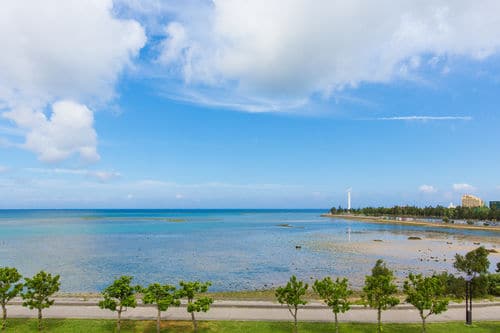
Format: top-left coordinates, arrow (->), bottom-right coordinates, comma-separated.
0,1 -> 499,208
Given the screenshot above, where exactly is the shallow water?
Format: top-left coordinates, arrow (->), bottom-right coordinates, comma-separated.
0,209 -> 498,292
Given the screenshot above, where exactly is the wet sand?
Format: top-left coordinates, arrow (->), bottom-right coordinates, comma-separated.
307,226 -> 500,287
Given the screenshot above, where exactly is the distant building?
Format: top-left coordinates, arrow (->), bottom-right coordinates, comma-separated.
448,202 -> 456,209
461,194 -> 484,208
490,201 -> 500,209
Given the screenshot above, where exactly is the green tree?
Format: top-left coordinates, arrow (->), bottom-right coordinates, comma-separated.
21,271 -> 60,331
276,275 -> 308,333
313,277 -> 351,333
142,283 -> 181,333
496,262 -> 500,273
404,273 -> 449,333
0,267 -> 23,330
362,259 -> 399,333
98,276 -> 140,333
454,246 -> 490,277
178,281 -> 213,332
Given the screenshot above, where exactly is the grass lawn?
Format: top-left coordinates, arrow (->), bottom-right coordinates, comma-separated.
2,319 -> 499,333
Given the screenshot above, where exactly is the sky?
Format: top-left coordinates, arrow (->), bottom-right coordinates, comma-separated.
0,0 -> 499,209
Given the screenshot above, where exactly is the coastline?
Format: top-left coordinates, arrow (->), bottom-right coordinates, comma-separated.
321,213 -> 500,232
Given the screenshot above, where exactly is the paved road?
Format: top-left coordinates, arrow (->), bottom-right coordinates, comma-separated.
7,299 -> 500,323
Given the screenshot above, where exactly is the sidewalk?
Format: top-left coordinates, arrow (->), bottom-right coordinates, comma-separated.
7,298 -> 500,323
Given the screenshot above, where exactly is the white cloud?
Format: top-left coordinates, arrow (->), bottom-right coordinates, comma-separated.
378,116 -> 472,121
0,0 -> 146,161
150,0 -> 500,111
175,194 -> 185,199
5,101 -> 99,163
453,183 -> 476,192
419,184 -> 437,193
0,165 -> 9,173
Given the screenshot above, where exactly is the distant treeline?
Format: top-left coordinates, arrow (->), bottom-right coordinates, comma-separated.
330,205 -> 500,221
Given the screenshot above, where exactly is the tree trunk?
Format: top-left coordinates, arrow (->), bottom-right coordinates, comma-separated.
293,307 -> 298,333
191,311 -> 197,332
334,312 -> 339,333
117,308 -> 122,333
37,308 -> 42,332
420,311 -> 426,333
156,308 -> 161,333
2,304 -> 6,330
377,308 -> 382,333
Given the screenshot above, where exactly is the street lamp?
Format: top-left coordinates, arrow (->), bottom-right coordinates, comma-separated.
465,273 -> 473,325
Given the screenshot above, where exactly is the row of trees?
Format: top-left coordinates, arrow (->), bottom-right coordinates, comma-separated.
330,205 -> 500,221
1,247 -> 498,333
0,270 -> 212,333
275,246 -> 497,333
99,277 -> 212,333
276,261 -> 445,333
0,269 -> 59,331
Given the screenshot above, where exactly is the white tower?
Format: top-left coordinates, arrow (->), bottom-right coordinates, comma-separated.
347,188 -> 352,210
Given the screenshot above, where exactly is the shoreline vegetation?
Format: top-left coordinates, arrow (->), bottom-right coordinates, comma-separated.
321,213 -> 500,232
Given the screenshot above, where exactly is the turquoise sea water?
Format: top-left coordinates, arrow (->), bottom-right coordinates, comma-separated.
0,209 -> 498,292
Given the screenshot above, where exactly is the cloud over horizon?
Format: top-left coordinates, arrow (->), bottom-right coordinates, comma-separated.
25,167 -> 121,183
453,183 -> 476,192
419,184 -> 437,193
378,116 -> 473,121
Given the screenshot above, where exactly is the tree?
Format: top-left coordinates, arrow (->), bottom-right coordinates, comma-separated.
21,271 -> 60,331
142,283 -> 181,333
276,275 -> 308,333
454,246 -> 490,277
496,262 -> 500,273
404,273 -> 449,333
0,267 -> 23,330
313,277 -> 351,333
362,259 -> 399,333
178,281 -> 213,332
98,276 -> 140,333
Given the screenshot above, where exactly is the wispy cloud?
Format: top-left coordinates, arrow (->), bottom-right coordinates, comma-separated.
418,184 -> 437,193
25,168 -> 121,182
0,165 -> 9,173
135,179 -> 300,190
158,86 -> 308,113
453,183 -> 476,192
0,137 -> 17,148
377,116 -> 473,121
0,125 -> 24,136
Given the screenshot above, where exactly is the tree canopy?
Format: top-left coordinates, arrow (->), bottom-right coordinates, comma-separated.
404,273 -> 449,333
454,246 -> 490,277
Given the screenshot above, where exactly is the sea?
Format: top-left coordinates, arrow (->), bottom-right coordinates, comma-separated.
0,209 -> 498,292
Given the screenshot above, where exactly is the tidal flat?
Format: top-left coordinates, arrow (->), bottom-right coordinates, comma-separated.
0,209 -> 498,293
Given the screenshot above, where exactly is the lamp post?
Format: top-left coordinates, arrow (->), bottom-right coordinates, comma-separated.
465,273 -> 473,325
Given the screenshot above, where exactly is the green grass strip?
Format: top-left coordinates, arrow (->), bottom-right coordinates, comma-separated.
1,319 -> 499,333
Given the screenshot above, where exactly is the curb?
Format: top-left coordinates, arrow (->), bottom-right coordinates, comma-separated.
9,300 -> 500,310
